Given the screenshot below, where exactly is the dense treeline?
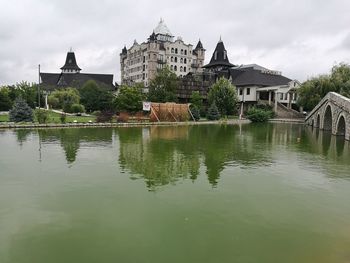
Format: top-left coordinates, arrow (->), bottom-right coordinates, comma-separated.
297,63 -> 350,111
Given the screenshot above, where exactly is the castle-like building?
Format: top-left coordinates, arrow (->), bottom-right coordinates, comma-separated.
120,19 -> 205,87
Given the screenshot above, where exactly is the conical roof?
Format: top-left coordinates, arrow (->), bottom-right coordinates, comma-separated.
203,39 -> 234,69
154,18 -> 173,36
60,51 -> 81,71
195,39 -> 204,50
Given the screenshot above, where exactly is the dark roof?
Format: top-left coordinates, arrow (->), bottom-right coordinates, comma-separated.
122,46 -> 127,55
230,67 -> 291,87
195,39 -> 204,50
203,40 -> 234,69
60,52 -> 81,71
40,72 -> 115,90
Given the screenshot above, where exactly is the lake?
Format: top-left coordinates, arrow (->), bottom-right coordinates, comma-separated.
0,123 -> 350,263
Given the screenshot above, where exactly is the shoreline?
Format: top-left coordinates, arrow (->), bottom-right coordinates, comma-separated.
0,119 -> 306,130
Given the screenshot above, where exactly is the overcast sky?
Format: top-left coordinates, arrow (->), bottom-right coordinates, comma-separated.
1,0 -> 349,85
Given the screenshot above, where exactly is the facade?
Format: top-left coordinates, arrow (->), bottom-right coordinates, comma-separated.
120,19 -> 205,88
40,50 -> 115,91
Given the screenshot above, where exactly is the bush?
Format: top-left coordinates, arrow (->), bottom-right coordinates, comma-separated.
60,113 -> 66,124
207,103 -> 221,120
117,112 -> 130,123
96,111 -> 114,123
35,109 -> 49,124
190,105 -> 200,121
246,107 -> 273,122
9,97 -> 33,122
71,103 -> 85,113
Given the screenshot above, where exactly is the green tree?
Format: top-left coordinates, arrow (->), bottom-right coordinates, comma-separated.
148,66 -> 178,102
7,82 -> 44,108
9,97 -> 33,122
48,88 -> 80,113
0,87 -> 13,111
207,102 -> 221,120
208,77 -> 238,116
115,85 -> 144,113
297,63 -> 350,110
79,80 -> 114,112
190,91 -> 203,109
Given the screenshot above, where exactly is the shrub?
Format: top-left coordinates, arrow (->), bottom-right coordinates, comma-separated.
246,107 -> 273,122
190,105 -> 200,121
96,111 -> 114,123
207,103 -> 221,120
117,112 -> 129,123
9,97 -> 33,122
60,113 -> 66,124
71,103 -> 85,113
35,109 -> 49,124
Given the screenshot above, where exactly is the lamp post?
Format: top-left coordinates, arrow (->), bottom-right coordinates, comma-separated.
38,64 -> 41,109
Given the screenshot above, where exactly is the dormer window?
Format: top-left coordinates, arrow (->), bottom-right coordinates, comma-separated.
214,51 -> 217,60
224,51 -> 227,59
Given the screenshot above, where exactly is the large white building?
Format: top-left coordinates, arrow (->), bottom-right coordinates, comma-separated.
120,19 -> 205,88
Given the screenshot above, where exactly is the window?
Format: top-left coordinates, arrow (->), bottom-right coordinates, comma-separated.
180,58 -> 183,63
171,65 -> 174,70
224,51 -> 227,59
280,93 -> 283,100
184,67 -> 186,72
181,49 -> 183,55
175,48 -> 178,54
239,89 -> 243,96
214,51 -> 217,60
246,88 -> 250,95
184,58 -> 187,64
175,57 -> 178,63
171,48 -> 174,53
184,50 -> 187,55
174,65 -> 177,71
171,56 -> 174,62
180,66 -> 183,72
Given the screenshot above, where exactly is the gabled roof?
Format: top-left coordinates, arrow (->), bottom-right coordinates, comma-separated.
40,72 -> 115,90
203,39 -> 234,69
229,66 -> 291,87
60,52 -> 81,71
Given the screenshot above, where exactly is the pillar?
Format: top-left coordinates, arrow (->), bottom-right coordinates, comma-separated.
274,92 -> 278,112
268,91 -> 271,105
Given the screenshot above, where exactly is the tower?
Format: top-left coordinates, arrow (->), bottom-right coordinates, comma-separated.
60,49 -> 81,74
202,37 -> 234,72
193,39 -> 206,73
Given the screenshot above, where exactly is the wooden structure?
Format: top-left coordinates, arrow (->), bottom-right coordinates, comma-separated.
150,102 -> 193,122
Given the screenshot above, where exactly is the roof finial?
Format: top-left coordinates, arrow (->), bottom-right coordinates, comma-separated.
219,36 -> 222,43
69,47 -> 73,52
160,17 -> 164,23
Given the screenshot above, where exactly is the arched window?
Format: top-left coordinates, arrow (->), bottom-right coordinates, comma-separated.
184,58 -> 187,64
174,65 -> 177,71
171,65 -> 174,70
171,48 -> 174,53
180,58 -> 183,63
184,67 -> 186,72
224,51 -> 227,59
175,57 -> 178,63
181,49 -> 183,55
180,66 -> 183,72
214,51 -> 217,60
171,56 -> 174,62
184,50 -> 187,55
175,48 -> 178,54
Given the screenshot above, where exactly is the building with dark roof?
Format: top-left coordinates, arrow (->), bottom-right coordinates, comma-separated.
40,50 -> 115,91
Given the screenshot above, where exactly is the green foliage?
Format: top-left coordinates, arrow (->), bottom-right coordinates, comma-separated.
148,66 -> 178,102
297,63 -> 350,110
35,109 -> 49,124
60,113 -> 66,124
190,105 -> 200,121
208,77 -> 239,116
190,91 -> 203,109
0,87 -> 13,111
9,97 -> 33,122
71,104 -> 85,113
96,111 -> 114,123
48,88 -> 80,113
79,80 -> 114,112
246,107 -> 273,122
114,85 -> 144,113
207,102 -> 221,120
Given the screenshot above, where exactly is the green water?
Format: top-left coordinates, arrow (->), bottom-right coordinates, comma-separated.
0,124 -> 350,263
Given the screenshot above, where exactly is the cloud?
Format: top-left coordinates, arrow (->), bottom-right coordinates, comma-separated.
0,0 -> 350,85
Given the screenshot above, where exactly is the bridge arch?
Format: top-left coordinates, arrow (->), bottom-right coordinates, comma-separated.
322,105 -> 332,131
336,114 -> 346,136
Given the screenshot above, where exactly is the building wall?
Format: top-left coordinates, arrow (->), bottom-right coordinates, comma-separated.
237,86 -> 258,102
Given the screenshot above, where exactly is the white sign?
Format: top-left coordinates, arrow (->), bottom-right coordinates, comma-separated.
143,102 -> 151,111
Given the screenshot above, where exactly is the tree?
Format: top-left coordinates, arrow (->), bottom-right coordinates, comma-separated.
208,77 -> 238,116
48,88 -> 80,113
0,87 -> 13,111
297,63 -> 350,110
79,80 -> 114,112
115,85 -> 144,113
9,97 -> 33,122
190,91 -> 203,109
207,102 -> 221,120
148,66 -> 178,102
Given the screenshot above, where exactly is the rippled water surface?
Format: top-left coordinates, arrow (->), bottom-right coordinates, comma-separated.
0,124 -> 350,263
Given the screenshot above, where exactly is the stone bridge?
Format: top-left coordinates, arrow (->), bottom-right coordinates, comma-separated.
305,92 -> 350,141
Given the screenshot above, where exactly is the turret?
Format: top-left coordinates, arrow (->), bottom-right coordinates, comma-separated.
60,49 -> 81,74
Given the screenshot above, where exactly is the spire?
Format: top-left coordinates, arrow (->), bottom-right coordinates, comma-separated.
122,45 -> 127,55
60,50 -> 81,73
195,39 -> 204,50
202,38 -> 234,69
